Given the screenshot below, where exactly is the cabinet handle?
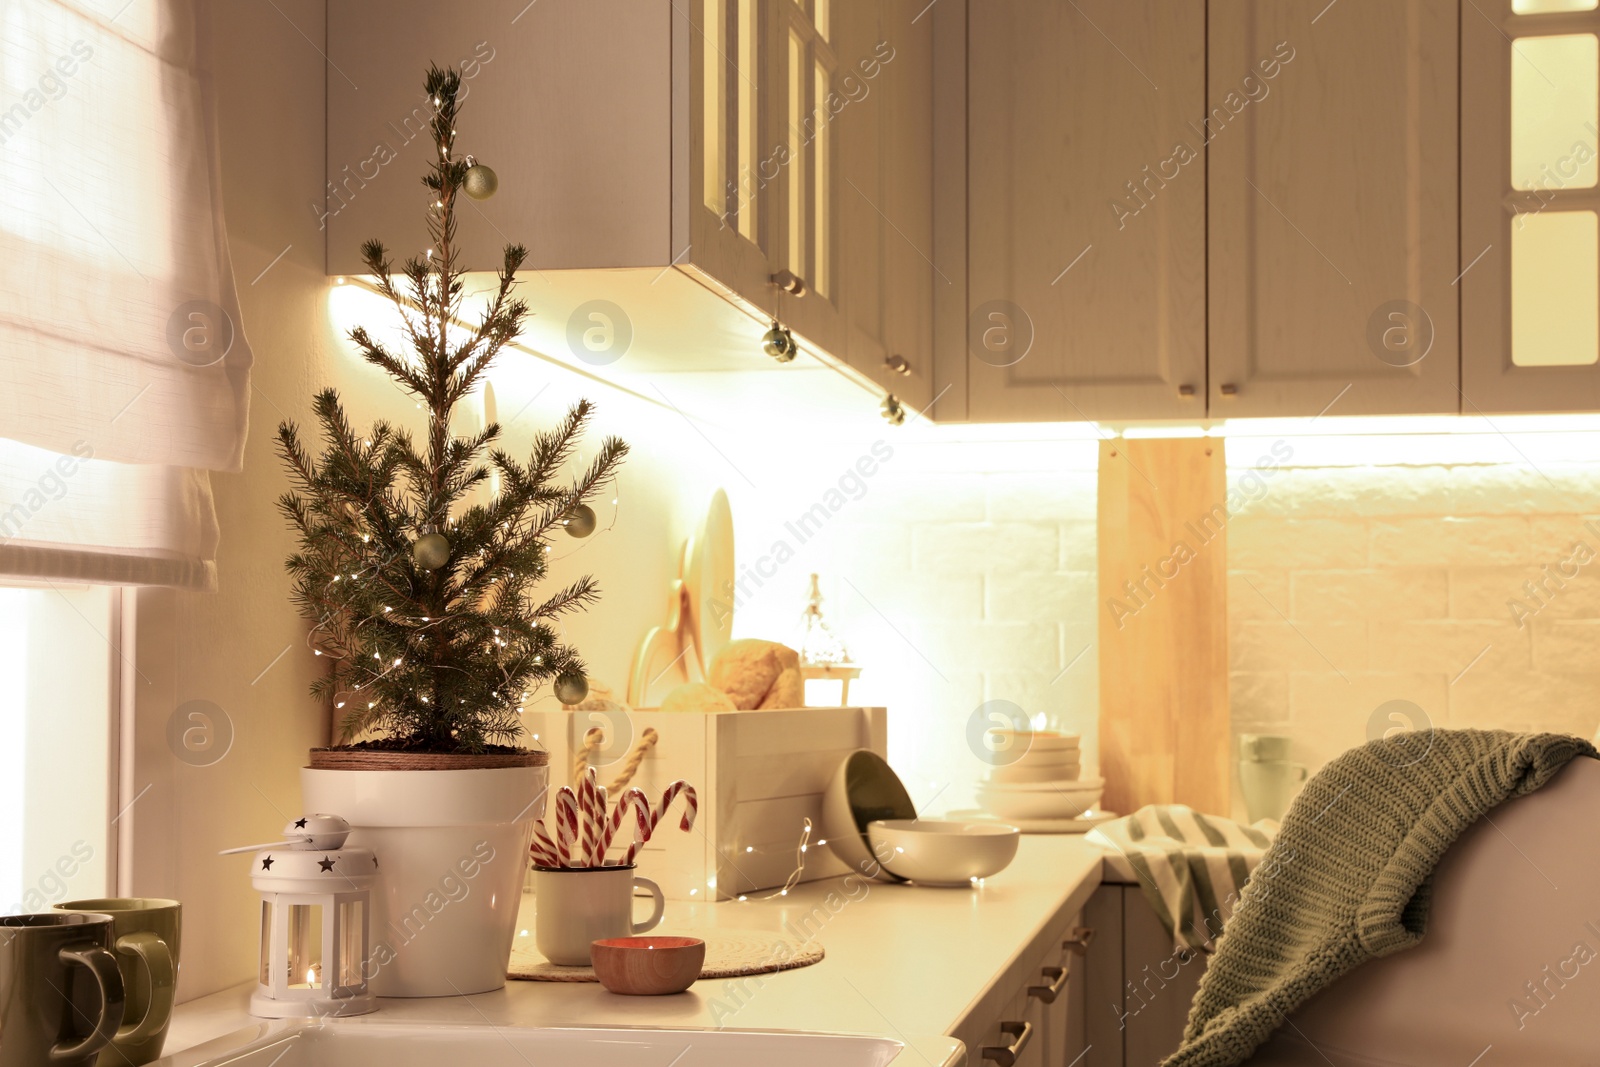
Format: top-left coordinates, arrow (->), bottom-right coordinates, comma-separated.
1027,965 -> 1068,1004
770,269 -> 807,296
1177,384 -> 1196,398
1062,926 -> 1096,955
884,354 -> 913,377
981,1021 -> 1033,1066
1219,383 -> 1239,397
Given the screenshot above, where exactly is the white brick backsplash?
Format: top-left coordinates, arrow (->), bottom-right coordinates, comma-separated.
918,621 -> 1063,673
1367,619 -> 1529,675
1230,570 -> 1290,619
863,472 -> 987,524
771,439 -> 1600,805
986,572 -> 1097,621
912,522 -> 1059,574
1291,569 -> 1450,620
1059,521 -> 1097,571
1231,620 -> 1367,674
1451,467 -> 1600,516
1229,517 -> 1369,568
1448,670 -> 1600,734
1289,671 -> 1449,772
1230,671 -> 1289,727
1532,620 -> 1600,673
986,471 -> 1097,522
1369,516 -> 1528,566
1528,515 -> 1600,560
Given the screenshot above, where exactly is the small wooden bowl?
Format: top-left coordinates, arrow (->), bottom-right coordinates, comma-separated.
590,936 -> 706,995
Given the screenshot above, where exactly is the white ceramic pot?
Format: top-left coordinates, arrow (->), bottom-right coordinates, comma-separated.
301,764 -> 547,997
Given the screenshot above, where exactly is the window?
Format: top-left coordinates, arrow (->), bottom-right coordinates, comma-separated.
0,584 -> 118,913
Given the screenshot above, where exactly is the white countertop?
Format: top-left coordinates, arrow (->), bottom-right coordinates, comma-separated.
166,836 -> 1106,1066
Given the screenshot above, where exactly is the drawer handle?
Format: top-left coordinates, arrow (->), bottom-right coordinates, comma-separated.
981,1021 -> 1033,1066
1062,926 -> 1096,955
1027,965 -> 1068,1004
1219,382 -> 1239,397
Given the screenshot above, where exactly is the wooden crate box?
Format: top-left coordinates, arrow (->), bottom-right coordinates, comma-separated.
526,706 -> 887,901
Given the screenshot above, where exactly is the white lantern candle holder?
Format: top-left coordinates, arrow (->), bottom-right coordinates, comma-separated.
242,816 -> 378,1018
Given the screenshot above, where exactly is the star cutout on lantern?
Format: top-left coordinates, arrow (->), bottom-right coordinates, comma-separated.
318,856 -> 336,873
261,856 -> 274,871
294,818 -> 308,829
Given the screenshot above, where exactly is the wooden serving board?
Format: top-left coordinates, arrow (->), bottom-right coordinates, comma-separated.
1096,438 -> 1230,816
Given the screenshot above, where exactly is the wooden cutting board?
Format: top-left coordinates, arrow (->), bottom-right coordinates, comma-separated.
1097,438 -> 1230,816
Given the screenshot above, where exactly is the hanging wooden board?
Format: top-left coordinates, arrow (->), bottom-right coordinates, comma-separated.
1097,438 -> 1230,816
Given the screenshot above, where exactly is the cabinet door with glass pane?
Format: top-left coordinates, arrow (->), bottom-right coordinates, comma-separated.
768,0 -> 844,359
1207,0 -> 1460,417
1463,0 -> 1600,411
691,0 -> 776,315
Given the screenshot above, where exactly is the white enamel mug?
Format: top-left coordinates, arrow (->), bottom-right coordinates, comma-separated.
532,865 -> 666,966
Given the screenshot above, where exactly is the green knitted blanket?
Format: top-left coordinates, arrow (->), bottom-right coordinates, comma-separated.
1163,729 -> 1597,1067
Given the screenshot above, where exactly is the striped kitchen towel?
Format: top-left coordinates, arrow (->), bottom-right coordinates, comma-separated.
1086,805 -> 1274,952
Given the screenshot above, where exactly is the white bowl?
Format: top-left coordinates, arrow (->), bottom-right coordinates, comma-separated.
975,780 -> 1103,821
987,729 -> 1080,753
986,760 -> 1082,785
867,819 -> 1021,886
979,774 -> 1104,794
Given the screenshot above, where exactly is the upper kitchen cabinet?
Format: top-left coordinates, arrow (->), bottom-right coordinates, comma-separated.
1207,0 -> 1460,417
1463,0 -> 1600,411
324,0 -> 850,367
948,0 -> 1208,423
819,0 -> 935,411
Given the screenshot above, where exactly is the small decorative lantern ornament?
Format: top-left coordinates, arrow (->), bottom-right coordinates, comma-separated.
796,574 -> 861,706
224,814 -> 378,1019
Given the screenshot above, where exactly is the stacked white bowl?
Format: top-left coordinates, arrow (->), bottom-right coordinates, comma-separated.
975,730 -> 1104,821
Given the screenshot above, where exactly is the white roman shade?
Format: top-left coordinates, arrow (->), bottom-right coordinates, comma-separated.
0,0 -> 250,589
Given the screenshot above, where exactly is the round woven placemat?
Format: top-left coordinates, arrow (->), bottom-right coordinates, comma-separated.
508,929 -> 824,983
308,747 -> 547,770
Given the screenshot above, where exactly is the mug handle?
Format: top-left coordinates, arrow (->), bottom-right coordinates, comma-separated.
52,943 -> 126,1064
114,931 -> 175,1044
631,876 -> 665,934
1294,763 -> 1309,783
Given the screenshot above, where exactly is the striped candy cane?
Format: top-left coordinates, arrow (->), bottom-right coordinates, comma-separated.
621,790 -> 655,867
578,768 -> 604,867
554,786 -> 580,867
531,820 -> 560,868
653,780 -> 699,834
604,788 -> 651,862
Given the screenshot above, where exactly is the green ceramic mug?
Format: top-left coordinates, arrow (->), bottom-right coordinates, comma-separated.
54,899 -> 181,1067
0,913 -> 125,1067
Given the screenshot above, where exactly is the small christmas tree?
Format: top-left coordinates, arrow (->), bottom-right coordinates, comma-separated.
276,66 -> 627,755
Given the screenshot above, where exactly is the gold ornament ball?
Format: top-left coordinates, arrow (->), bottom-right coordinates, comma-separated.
880,392 -> 907,426
554,672 -> 589,706
761,324 -> 796,363
565,503 -> 597,538
463,163 -> 499,200
411,531 -> 451,571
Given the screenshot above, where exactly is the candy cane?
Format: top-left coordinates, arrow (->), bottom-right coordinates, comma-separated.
621,790 -> 655,867
531,820 -> 560,868
578,767 -> 607,867
653,781 -> 699,834
554,787 -> 579,867
604,787 -> 652,859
